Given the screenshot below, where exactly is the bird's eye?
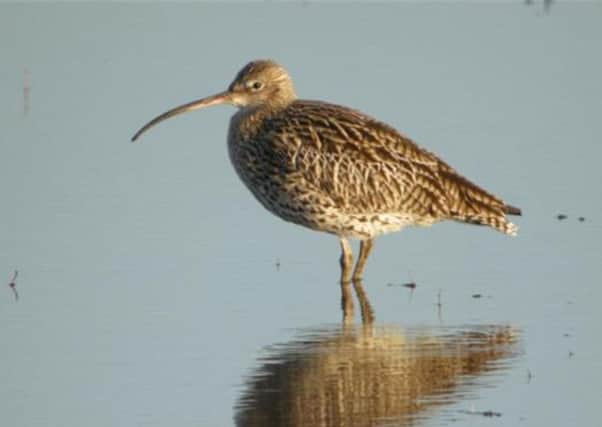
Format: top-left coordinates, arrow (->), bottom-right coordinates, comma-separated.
249,81 -> 264,91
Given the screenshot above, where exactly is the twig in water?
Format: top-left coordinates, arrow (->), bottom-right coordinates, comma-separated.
8,270 -> 19,301
436,289 -> 442,322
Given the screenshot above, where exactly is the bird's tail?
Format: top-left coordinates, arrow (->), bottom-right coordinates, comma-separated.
504,204 -> 522,216
440,168 -> 521,236
460,214 -> 519,236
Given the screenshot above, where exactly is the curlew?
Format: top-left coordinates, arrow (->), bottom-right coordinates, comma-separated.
132,60 -> 521,283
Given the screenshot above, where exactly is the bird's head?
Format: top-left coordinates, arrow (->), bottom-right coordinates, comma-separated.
131,59 -> 296,142
228,59 -> 296,108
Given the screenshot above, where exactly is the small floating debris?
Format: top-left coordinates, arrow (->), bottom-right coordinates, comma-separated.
8,270 -> 18,301
386,282 -> 416,289
471,293 -> 493,299
460,409 -> 502,418
555,214 -> 587,222
387,272 -> 417,289
275,258 -> 280,271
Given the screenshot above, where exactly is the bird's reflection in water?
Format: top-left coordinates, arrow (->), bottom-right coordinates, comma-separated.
340,280 -> 374,326
235,281 -> 520,427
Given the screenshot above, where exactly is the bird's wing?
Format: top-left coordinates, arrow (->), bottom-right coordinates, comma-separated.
264,100 -> 511,225
263,101 -> 447,215
281,100 -> 442,167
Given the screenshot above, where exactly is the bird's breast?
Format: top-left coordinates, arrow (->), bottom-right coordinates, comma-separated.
227,109 -> 289,200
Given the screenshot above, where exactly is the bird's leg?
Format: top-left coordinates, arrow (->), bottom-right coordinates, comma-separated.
352,238 -> 374,282
339,237 -> 353,283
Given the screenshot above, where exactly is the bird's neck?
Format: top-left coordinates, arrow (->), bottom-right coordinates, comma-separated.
230,103 -> 288,142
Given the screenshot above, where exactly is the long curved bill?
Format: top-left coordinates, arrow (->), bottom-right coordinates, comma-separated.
131,91 -> 232,142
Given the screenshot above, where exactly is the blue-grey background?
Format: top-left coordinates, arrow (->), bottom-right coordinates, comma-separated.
1,2 -> 601,426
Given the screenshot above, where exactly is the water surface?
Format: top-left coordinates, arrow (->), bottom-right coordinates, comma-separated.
1,3 -> 601,427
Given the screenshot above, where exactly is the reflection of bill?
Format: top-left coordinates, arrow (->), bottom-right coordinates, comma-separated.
236,285 -> 520,427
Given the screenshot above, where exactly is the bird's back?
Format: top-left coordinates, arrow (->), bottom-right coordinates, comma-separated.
229,100 -> 519,237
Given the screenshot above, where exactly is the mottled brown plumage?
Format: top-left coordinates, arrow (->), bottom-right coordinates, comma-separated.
132,59 -> 521,282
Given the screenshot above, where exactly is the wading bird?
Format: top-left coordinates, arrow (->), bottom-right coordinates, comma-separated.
132,60 -> 520,283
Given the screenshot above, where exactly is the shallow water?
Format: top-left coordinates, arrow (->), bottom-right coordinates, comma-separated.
1,3 -> 601,427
